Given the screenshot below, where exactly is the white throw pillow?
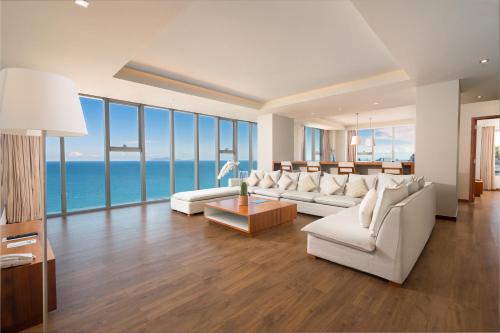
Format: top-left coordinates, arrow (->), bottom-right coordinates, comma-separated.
283,171 -> 300,190
332,174 -> 348,194
259,174 -> 275,188
277,174 -> 293,190
417,176 -> 425,189
345,178 -> 368,198
369,185 -> 409,237
247,172 -> 261,187
265,170 -> 282,186
319,174 -> 341,195
359,189 -> 378,228
407,180 -> 419,195
297,174 -> 317,192
298,172 -> 321,192
349,174 -> 378,190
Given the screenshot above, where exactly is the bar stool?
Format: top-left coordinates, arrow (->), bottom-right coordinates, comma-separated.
306,161 -> 321,172
338,161 -> 355,174
382,162 -> 403,175
281,161 -> 293,172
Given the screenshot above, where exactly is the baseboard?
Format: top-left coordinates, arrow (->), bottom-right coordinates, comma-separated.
436,215 -> 457,221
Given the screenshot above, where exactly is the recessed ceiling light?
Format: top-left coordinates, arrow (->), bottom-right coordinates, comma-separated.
373,102 -> 379,105
477,95 -> 483,99
479,58 -> 489,64
74,0 -> 89,8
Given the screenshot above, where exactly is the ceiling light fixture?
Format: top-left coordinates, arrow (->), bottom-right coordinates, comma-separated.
350,113 -> 361,145
477,95 -> 483,99
373,102 -> 379,105
74,0 -> 89,8
366,117 -> 375,147
479,58 -> 489,64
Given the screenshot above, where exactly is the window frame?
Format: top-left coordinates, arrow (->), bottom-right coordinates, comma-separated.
47,93 -> 257,217
355,125 -> 415,162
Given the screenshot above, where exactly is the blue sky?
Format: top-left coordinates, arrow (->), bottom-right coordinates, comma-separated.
47,97 -> 254,162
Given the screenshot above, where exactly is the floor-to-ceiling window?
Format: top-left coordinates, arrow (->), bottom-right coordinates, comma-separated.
199,115 -> 217,189
304,126 -> 323,161
252,123 -> 258,169
46,137 -> 61,214
304,127 -> 313,161
314,129 -> 322,161
355,125 -> 415,162
145,106 -> 171,200
219,119 -> 235,187
237,121 -> 250,175
46,95 -> 257,216
109,102 -> 141,205
174,111 -> 195,193
65,96 -> 105,211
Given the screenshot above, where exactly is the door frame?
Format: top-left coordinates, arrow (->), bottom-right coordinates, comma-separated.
469,115 -> 500,202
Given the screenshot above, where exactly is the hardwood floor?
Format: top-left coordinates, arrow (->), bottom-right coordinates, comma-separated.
26,192 -> 499,332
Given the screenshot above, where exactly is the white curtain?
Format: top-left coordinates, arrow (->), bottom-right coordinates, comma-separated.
0,134 -> 43,223
322,130 -> 331,161
480,126 -> 496,190
297,125 -> 305,161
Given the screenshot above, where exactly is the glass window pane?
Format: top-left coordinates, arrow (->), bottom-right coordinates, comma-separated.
199,115 -> 216,189
252,123 -> 258,170
314,129 -> 321,161
109,102 -> 139,148
219,119 -> 234,187
393,125 -> 415,162
145,106 -> 171,200
356,129 -> 373,162
46,137 -> 61,214
65,97 -> 105,211
174,111 -> 195,192
305,127 -> 313,161
374,127 -> 393,161
237,121 -> 250,174
110,152 -> 141,205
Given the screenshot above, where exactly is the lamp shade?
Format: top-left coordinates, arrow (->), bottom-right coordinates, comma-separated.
350,135 -> 361,145
0,68 -> 87,137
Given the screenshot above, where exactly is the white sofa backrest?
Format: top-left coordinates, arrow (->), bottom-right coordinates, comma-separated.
375,183 -> 436,282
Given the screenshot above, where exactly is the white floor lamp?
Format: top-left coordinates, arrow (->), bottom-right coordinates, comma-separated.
0,68 -> 87,332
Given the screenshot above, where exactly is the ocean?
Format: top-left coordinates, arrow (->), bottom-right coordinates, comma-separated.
46,160 -> 254,214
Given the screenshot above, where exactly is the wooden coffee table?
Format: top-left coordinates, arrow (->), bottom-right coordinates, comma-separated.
204,197 -> 297,236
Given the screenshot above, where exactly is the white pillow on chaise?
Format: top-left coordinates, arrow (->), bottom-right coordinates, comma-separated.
369,185 -> 409,237
358,188 -> 378,228
297,172 -> 321,192
282,171 -> 300,190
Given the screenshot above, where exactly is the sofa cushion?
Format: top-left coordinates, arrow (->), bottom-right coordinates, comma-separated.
345,178 -> 368,198
297,173 -> 317,192
265,170 -> 282,186
369,185 -> 409,237
281,191 -> 322,203
247,172 -> 261,186
283,171 -> 300,190
173,186 -> 240,202
377,173 -> 416,194
259,174 -> 276,188
349,174 -> 378,190
358,188 -> 378,228
247,186 -> 258,194
319,174 -> 341,195
301,208 -> 375,252
253,188 -> 285,198
313,195 -> 361,208
298,171 -> 321,192
406,180 -> 419,195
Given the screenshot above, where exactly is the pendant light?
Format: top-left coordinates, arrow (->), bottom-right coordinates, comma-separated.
366,117 -> 375,147
350,113 -> 361,145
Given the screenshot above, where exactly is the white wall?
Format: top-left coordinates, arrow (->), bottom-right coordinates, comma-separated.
258,114 -> 294,171
334,130 -> 347,161
416,80 -> 460,218
457,100 -> 500,199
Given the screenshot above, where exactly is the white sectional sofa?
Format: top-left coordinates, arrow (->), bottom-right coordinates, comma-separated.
170,170 -> 436,284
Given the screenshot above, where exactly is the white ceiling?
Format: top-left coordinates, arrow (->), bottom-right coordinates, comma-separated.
1,0 -> 499,127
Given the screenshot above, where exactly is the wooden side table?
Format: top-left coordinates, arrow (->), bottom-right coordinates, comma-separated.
1,221 -> 57,333
474,179 -> 483,197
